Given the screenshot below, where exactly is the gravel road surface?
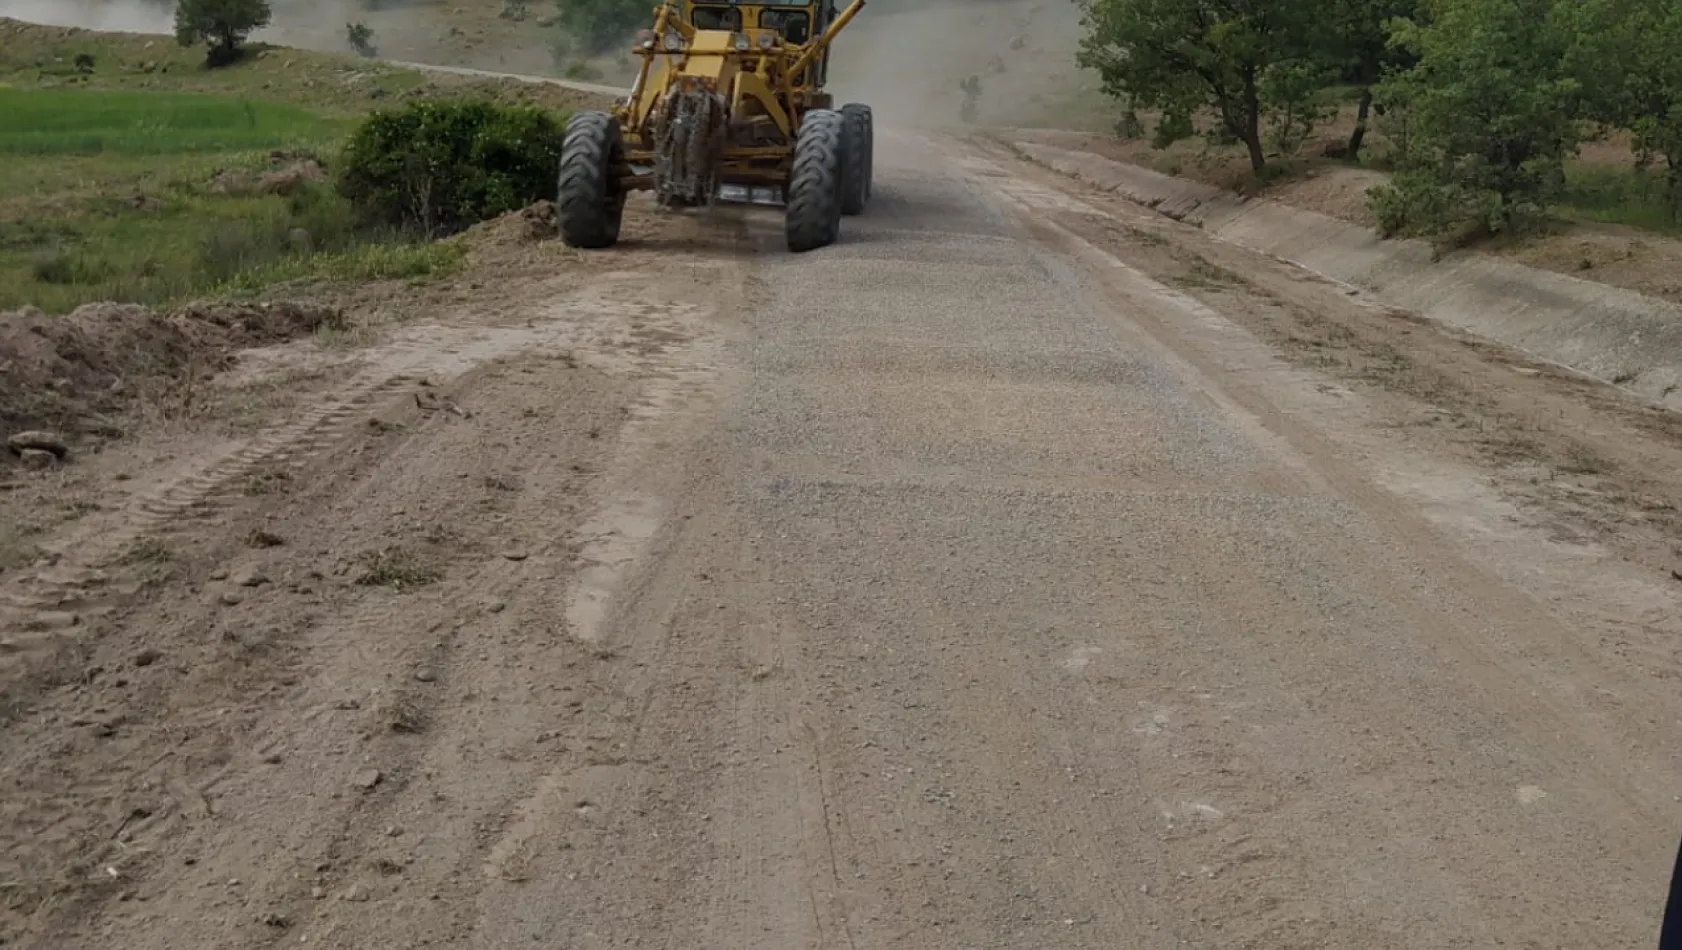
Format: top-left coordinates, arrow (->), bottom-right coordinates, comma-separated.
3,130 -> 1677,949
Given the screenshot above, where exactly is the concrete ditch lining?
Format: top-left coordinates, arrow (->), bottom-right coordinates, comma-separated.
1014,141 -> 1682,410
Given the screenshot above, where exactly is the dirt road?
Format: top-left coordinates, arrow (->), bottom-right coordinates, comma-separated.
5,131 -> 1682,949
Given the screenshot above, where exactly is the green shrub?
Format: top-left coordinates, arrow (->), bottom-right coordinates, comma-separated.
336,100 -> 567,236
174,0 -> 273,67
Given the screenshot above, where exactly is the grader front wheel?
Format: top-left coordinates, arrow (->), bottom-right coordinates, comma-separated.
840,103 -> 873,215
786,109 -> 846,253
556,111 -> 626,250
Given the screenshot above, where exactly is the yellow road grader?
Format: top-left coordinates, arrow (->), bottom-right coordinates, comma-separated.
555,0 -> 874,253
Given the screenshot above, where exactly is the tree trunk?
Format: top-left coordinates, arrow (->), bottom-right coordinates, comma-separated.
1347,90 -> 1374,162
1241,71 -> 1266,172
1669,154 -> 1682,221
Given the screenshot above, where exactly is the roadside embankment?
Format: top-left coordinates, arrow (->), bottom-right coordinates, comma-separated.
1015,141 -> 1682,410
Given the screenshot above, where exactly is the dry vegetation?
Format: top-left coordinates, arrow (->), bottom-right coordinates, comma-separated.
1010,116 -> 1682,307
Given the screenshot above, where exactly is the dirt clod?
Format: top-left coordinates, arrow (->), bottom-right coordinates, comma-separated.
259,160 -> 327,197
230,565 -> 269,588
17,448 -> 57,470
8,430 -> 68,457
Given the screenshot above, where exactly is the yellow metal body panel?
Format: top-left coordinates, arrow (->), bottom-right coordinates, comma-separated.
615,0 -> 865,189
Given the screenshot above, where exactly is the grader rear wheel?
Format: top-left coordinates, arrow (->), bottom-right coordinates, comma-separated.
556,111 -> 626,249
840,103 -> 873,214
786,109 -> 845,253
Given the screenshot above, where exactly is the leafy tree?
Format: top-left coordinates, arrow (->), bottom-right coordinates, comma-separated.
1366,0 -> 1580,239
346,21 -> 378,57
1560,0 -> 1682,216
174,0 -> 272,67
1325,0 -> 1419,159
1075,0 -> 1334,172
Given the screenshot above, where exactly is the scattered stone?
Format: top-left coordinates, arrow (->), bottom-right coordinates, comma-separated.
18,448 -> 57,470
340,882 -> 371,902
487,601 -> 507,614
413,667 -> 437,683
218,591 -> 244,607
134,647 -> 161,667
501,549 -> 529,562
210,567 -> 231,581
7,430 -> 68,457
23,611 -> 78,632
352,768 -> 383,791
310,886 -> 326,900
260,911 -> 291,928
230,565 -> 268,588
246,529 -> 286,548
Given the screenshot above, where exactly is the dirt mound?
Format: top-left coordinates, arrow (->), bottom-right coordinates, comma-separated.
0,300 -> 343,459
258,159 -> 327,197
461,200 -> 559,247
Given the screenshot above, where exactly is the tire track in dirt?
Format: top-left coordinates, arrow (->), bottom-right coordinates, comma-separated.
0,253 -> 745,947
0,275 -> 715,682
273,266 -> 743,949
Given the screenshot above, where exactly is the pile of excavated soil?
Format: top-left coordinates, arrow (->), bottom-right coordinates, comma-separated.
0,300 -> 343,458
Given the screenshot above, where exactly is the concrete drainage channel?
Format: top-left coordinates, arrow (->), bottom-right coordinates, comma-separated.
1013,141 -> 1682,412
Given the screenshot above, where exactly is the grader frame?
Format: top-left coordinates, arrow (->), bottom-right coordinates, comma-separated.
555,0 -> 875,253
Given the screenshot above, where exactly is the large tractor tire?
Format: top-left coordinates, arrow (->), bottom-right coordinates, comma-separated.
786,109 -> 845,253
556,111 -> 626,249
840,102 -> 873,214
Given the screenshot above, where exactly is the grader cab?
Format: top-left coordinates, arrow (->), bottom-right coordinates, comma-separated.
555,0 -> 875,253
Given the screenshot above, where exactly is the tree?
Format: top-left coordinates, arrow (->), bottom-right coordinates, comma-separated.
1325,0 -> 1419,160
1560,0 -> 1682,217
1367,0 -> 1580,239
1075,0 -> 1334,172
174,0 -> 272,66
347,21 -> 378,57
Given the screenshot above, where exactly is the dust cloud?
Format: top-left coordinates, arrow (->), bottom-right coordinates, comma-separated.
0,0 -> 1107,123
829,0 -> 1107,131
0,0 -> 568,76
0,0 -> 172,33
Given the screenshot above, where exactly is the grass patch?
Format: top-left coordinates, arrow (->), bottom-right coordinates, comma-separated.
0,86 -> 460,313
220,236 -> 468,296
0,87 -> 351,157
0,17 -> 607,116
1557,163 -> 1682,236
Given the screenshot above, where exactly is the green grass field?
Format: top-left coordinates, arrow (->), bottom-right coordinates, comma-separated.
0,15 -> 611,315
0,87 -> 351,157
0,86 -> 456,314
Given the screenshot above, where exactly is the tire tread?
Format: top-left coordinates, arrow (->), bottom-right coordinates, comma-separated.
786,109 -> 845,253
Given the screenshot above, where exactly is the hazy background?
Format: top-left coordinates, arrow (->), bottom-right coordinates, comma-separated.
0,0 -> 1105,128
